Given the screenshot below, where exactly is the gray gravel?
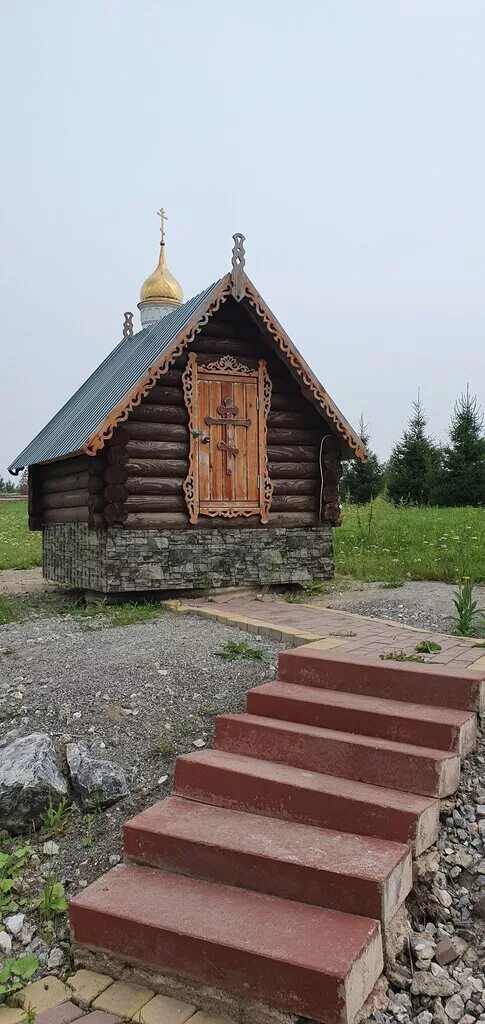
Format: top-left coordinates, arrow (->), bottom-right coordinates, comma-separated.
319,581 -> 485,636
0,608 -> 282,891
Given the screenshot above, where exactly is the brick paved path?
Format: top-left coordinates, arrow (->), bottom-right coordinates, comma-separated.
183,591 -> 485,672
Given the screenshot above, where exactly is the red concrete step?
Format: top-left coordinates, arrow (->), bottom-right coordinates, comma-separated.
70,862 -> 383,1024
279,649 -> 485,713
173,749 -> 439,854
124,795 -> 412,924
214,713 -> 460,797
247,681 -> 477,756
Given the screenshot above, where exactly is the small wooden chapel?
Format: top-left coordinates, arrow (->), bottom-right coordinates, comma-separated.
9,213 -> 365,593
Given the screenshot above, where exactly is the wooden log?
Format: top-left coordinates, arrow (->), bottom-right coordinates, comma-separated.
128,404 -> 188,425
323,467 -> 341,486
272,479 -> 318,495
103,484 -> 127,502
28,466 -> 43,531
43,507 -> 90,524
125,495 -> 186,513
268,462 -> 318,479
105,447 -> 129,465
144,387 -> 185,406
154,369 -> 183,387
106,442 -> 188,464
124,458 -> 188,478
111,422 -> 188,443
123,512 -> 188,530
42,455 -> 101,480
268,512 -> 318,527
43,472 -> 103,495
104,503 -> 129,524
103,465 -> 129,484
267,411 -> 314,429
267,428 -> 322,445
270,392 -> 309,412
198,321 -> 247,338
42,490 -> 104,511
190,337 -> 258,357
323,485 -> 339,503
323,434 -> 340,455
270,495 -> 317,513
125,477 -> 184,495
267,445 -> 318,464
126,441 -> 189,461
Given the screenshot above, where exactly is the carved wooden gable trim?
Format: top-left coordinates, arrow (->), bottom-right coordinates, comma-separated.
82,269 -> 364,462
182,352 -> 272,524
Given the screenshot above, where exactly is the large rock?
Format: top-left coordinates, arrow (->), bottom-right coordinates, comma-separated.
0,733 -> 68,833
66,739 -> 129,811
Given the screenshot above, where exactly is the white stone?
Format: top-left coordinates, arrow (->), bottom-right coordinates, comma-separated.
436,888 -> 453,908
5,913 -> 25,936
0,929 -> 12,953
444,994 -> 465,1021
43,840 -> 59,856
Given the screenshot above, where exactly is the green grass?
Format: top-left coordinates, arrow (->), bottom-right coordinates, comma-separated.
335,498 -> 485,584
76,600 -> 166,630
0,500 -> 41,570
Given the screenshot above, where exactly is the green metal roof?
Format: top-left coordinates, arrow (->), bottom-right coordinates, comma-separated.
9,282 -> 219,473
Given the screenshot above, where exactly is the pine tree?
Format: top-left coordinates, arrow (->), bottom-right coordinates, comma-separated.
387,393 -> 441,505
437,387 -> 485,506
341,415 -> 383,503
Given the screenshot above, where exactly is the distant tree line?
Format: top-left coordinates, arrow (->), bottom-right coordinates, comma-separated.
342,388 -> 485,507
0,469 -> 28,495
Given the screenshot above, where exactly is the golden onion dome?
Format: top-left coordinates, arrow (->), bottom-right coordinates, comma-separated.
139,208 -> 183,305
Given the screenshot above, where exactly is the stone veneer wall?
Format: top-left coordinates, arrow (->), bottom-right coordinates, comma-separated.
42,523 -> 334,593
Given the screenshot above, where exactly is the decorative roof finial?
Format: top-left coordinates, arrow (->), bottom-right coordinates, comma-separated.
123,311 -> 134,340
231,232 -> 246,302
157,207 -> 168,246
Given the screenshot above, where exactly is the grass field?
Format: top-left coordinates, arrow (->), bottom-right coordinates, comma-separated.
335,498 -> 485,584
0,500 -> 41,570
0,496 -> 484,584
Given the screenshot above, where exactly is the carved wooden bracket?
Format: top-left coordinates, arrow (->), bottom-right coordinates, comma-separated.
230,233 -> 247,302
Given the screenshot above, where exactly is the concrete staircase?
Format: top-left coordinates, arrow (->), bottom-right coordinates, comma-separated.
70,650 -> 484,1024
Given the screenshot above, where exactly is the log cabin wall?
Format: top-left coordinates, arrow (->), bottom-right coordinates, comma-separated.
102,298 -> 342,531
31,455 -> 105,531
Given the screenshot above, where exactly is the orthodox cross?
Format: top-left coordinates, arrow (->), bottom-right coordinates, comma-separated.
205,396 -> 251,476
157,207 -> 167,244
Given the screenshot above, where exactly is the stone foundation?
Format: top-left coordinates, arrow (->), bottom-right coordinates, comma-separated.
43,523 -> 334,593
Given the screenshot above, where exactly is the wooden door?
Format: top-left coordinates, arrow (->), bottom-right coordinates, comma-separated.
182,354 -> 272,524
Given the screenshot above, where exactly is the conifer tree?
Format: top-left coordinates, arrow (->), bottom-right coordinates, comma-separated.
341,415 -> 383,503
437,386 -> 485,506
387,393 -> 441,505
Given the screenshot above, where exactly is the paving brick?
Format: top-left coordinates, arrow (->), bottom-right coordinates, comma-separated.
139,993 -> 197,1023
189,1015 -> 236,1024
93,982 -> 155,1019
36,1001 -> 84,1024
19,977 -> 71,1014
80,1013 -> 121,1024
0,1008 -> 28,1024
67,970 -> 113,1006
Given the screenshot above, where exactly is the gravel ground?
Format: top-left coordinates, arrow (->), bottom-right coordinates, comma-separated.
0,607 -> 282,898
367,719 -> 485,1024
317,580 -> 485,636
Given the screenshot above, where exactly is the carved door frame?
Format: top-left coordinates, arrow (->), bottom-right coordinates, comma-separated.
182,353 -> 273,525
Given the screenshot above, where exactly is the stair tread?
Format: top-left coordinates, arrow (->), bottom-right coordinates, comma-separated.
126,795 -> 410,882
71,861 -> 381,977
175,748 -> 435,812
251,681 -> 474,725
222,712 -> 458,759
278,649 -> 485,712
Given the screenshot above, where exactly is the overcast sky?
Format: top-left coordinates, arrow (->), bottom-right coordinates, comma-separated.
1,1 -> 484,478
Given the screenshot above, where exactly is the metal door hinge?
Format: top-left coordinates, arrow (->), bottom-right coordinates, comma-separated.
256,396 -> 260,410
